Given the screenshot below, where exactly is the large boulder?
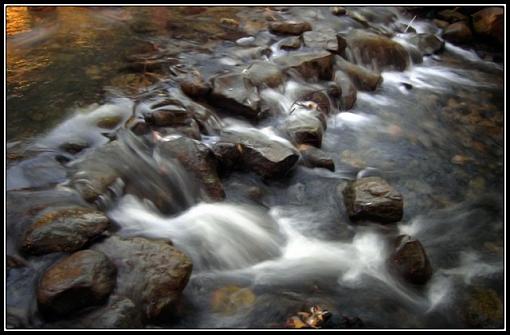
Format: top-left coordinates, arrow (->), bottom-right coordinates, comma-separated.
22,207 -> 110,255
389,235 -> 432,285
220,128 -> 299,178
472,7 -> 504,45
442,22 -> 473,44
269,20 -> 312,35
342,176 -> 403,223
335,57 -> 382,91
245,61 -> 284,88
37,250 -> 117,317
344,30 -> 410,71
208,73 -> 262,119
298,144 -> 335,171
274,50 -> 334,80
407,33 -> 445,56
156,136 -> 224,200
303,28 -> 340,53
92,236 -> 192,323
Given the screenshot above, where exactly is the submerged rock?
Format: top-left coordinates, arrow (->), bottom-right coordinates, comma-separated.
77,296 -> 140,328
274,50 -> 334,80
298,144 -> 335,171
342,176 -> 403,223
442,22 -> 472,44
210,285 -> 256,315
37,250 -> 117,317
92,236 -> 192,323
220,129 -> 299,178
335,56 -> 382,91
472,7 -> 504,45
157,136 -> 224,200
344,30 -> 410,71
389,235 -> 432,285
208,72 -> 261,119
22,207 -> 110,255
269,20 -> 312,35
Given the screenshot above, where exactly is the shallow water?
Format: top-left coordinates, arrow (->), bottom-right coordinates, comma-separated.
6,6 -> 504,329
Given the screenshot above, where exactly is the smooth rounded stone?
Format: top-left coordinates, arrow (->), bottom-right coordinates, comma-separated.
69,141 -> 123,203
331,6 -> 346,16
21,207 -> 110,255
344,30 -> 410,71
335,56 -> 382,91
333,70 -> 358,110
208,72 -> 261,119
472,7 -> 503,45
146,103 -> 190,128
59,139 -> 89,154
180,72 -> 211,98
269,20 -> 312,35
407,33 -> 445,56
245,61 -> 284,88
280,36 -> 302,50
342,176 -> 403,223
236,36 -> 256,46
221,129 -> 299,178
298,144 -> 335,171
37,250 -> 117,317
91,236 -> 192,322
433,19 -> 450,29
285,109 -> 324,148
437,8 -> 469,23
157,136 -> 224,200
442,21 -> 472,44
303,28 -> 339,53
389,235 -> 432,285
274,50 -> 334,80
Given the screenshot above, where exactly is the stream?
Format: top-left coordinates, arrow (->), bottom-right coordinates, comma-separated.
6,6 -> 504,329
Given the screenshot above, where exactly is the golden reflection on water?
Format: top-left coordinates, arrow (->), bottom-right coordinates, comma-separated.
6,6 -> 32,36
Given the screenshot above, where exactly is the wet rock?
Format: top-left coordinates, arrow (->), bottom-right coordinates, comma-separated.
156,119 -> 202,141
37,250 -> 117,317
125,116 -> 150,135
280,36 -> 301,50
303,28 -> 339,53
389,235 -> 432,285
437,8 -> 469,23
236,36 -> 256,46
211,141 -> 241,176
180,71 -> 211,98
442,22 -> 472,44
274,50 -> 334,80
59,139 -> 89,154
331,7 -> 346,16
298,144 -> 335,171
472,7 -> 504,45
408,33 -> 445,56
22,207 -> 109,255
7,254 -> 28,270
335,56 -> 382,91
269,20 -> 312,35
208,72 -> 261,119
157,136 -> 224,200
333,70 -> 358,110
460,287 -> 503,328
344,30 -> 410,71
232,46 -> 272,60
77,296 -> 141,328
146,104 -> 190,127
300,90 -> 332,116
221,129 -> 299,178
210,285 -> 256,315
69,141 -> 122,203
92,236 -> 192,322
245,61 -> 284,88
342,176 -> 403,223
285,108 -> 324,148
433,19 -> 450,29
96,115 -> 123,130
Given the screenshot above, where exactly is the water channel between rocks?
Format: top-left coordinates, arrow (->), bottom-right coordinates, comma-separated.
6,6 -> 504,329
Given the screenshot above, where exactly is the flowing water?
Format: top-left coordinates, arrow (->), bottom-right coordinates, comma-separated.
6,6 -> 505,329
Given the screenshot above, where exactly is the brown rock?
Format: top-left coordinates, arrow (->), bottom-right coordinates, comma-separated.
298,144 -> 335,171
180,72 -> 211,98
274,50 -> 334,80
437,9 -> 469,23
303,28 -> 339,52
472,7 -> 504,45
389,235 -> 432,285
333,70 -> 358,110
269,20 -> 312,35
443,21 -> 473,44
280,36 -> 302,50
37,250 -> 117,317
245,61 -> 284,88
335,57 -> 382,91
22,207 -> 109,255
